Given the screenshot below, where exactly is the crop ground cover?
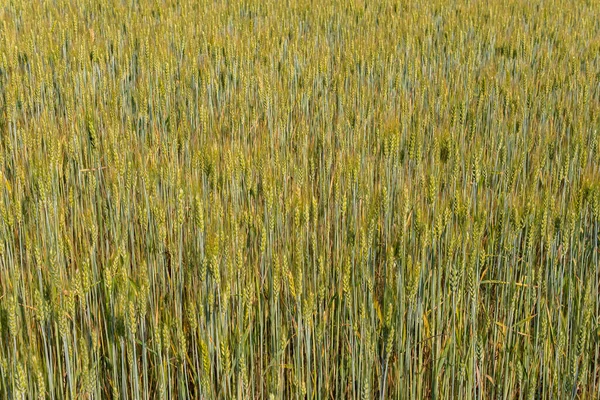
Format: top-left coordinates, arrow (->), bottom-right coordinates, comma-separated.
0,0 -> 600,398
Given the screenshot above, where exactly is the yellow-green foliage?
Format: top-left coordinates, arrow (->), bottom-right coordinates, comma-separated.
0,0 -> 599,398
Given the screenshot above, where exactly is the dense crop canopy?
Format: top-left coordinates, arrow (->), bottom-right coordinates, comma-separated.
0,0 -> 599,398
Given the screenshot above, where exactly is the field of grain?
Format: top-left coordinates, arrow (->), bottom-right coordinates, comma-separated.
0,0 -> 599,398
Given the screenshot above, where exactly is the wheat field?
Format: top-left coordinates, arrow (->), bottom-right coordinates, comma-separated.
0,0 -> 599,398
